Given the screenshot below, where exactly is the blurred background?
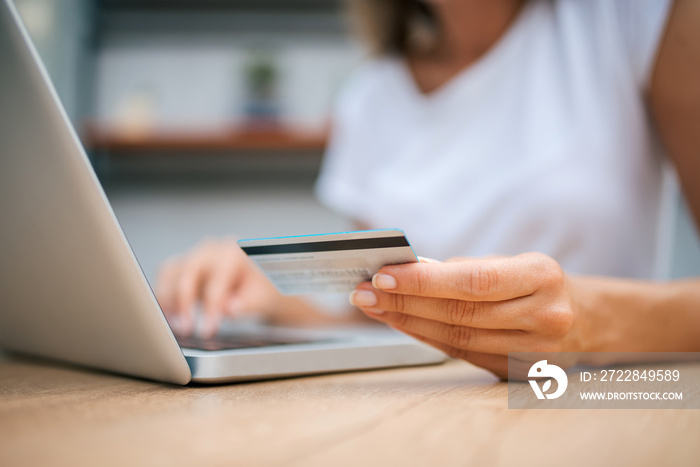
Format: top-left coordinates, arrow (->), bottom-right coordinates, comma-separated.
11,0 -> 700,283
13,0 -> 357,282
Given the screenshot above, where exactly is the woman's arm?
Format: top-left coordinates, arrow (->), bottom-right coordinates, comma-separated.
349,255 -> 700,379
349,2 -> 700,378
650,0 -> 700,228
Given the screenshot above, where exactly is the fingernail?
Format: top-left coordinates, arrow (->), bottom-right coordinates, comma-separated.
349,289 -> 377,307
372,273 -> 397,290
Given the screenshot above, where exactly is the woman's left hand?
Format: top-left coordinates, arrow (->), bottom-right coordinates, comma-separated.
350,253 -> 584,379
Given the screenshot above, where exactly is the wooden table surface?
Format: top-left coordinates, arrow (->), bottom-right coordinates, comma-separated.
1,353 -> 698,467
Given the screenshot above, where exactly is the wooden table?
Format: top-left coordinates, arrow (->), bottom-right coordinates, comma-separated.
1,353 -> 698,467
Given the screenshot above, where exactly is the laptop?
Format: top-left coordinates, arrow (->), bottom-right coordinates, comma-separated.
0,0 -> 445,384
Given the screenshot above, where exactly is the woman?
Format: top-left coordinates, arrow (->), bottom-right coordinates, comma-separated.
156,0 -> 700,378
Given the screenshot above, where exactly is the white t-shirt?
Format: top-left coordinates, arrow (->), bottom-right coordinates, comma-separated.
315,0 -> 673,279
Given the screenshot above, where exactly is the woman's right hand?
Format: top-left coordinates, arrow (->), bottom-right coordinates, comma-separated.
155,238 -> 282,338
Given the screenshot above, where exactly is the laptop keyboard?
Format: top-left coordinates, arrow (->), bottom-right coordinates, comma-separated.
175,333 -> 317,351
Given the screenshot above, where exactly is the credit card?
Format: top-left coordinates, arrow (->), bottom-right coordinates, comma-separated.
238,229 -> 418,295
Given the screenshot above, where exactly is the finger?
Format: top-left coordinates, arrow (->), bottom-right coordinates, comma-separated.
201,270 -> 232,338
204,247 -> 269,328
353,283 -> 533,330
155,258 -> 180,315
200,246 -> 244,337
174,256 -> 210,335
405,331 -> 509,379
373,252 -> 563,301
363,310 -> 526,355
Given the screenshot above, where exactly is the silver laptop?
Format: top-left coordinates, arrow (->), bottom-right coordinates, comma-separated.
0,0 -> 444,384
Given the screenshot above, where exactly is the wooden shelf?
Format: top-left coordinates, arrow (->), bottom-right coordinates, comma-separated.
83,124 -> 329,153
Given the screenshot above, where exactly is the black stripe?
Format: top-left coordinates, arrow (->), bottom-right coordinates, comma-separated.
241,236 -> 410,256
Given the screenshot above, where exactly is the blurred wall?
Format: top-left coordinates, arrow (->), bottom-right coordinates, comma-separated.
94,29 -> 362,131
13,0 -> 93,125
91,2 -> 362,132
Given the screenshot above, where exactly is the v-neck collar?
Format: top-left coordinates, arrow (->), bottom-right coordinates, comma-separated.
392,0 -> 538,107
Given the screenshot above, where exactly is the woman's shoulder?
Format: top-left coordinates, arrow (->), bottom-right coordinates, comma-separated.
542,0 -> 673,89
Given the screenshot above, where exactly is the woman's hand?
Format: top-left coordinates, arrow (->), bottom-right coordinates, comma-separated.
155,238 -> 282,337
350,253 -> 584,379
